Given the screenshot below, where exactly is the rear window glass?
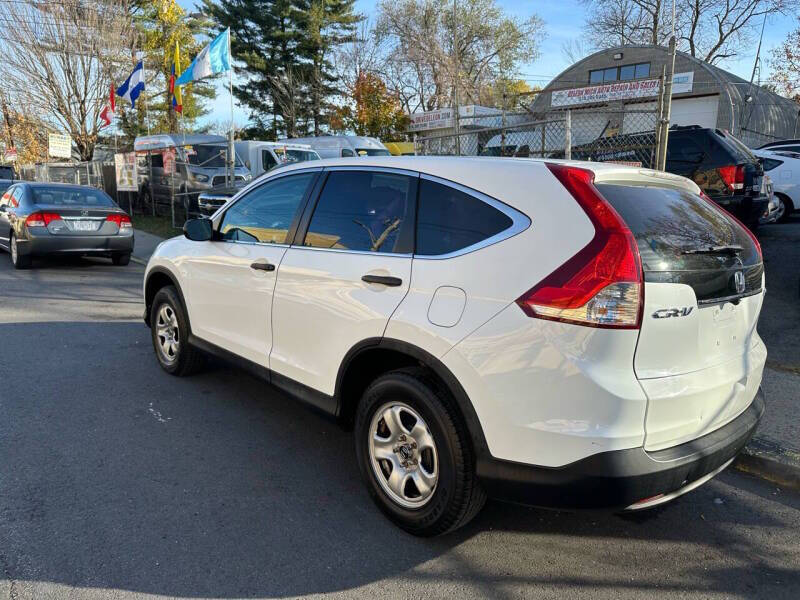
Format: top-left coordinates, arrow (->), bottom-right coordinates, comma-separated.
31,186 -> 115,207
596,183 -> 760,272
356,148 -> 391,157
716,132 -> 757,164
416,179 -> 513,256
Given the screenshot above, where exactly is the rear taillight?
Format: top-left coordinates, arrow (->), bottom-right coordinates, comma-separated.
515,164 -> 643,329
106,213 -> 132,228
699,191 -> 762,261
25,212 -> 61,227
717,165 -> 745,191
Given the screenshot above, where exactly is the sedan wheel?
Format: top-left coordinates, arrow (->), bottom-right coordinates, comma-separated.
775,196 -> 787,222
9,234 -> 31,269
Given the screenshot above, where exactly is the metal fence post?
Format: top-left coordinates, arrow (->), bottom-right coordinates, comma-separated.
564,109 -> 571,160
171,168 -> 176,230
540,125 -> 546,158
654,66 -> 666,169
148,151 -> 155,217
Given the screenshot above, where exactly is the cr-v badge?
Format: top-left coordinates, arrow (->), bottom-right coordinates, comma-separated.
652,307 -> 694,319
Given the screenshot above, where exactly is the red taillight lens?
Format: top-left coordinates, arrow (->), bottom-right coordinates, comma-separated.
515,164 -> 643,329
106,213 -> 132,228
699,190 -> 762,260
26,212 -> 61,227
717,165 -> 745,191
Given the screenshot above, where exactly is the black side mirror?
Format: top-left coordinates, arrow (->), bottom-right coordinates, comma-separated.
183,218 -> 213,241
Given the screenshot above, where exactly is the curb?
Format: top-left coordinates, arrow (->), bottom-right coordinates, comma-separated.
734,437 -> 800,491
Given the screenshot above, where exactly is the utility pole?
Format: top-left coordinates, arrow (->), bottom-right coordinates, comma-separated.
657,35 -> 676,171
452,0 -> 460,155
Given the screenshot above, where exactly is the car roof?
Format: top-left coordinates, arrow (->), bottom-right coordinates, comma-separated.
27,182 -> 106,193
268,155 -> 699,195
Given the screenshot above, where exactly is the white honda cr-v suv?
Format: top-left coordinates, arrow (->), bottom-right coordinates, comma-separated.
143,157 -> 766,536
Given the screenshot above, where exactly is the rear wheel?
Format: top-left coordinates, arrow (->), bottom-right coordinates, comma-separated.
112,252 -> 131,266
150,285 -> 205,376
354,368 -> 486,536
9,233 -> 31,269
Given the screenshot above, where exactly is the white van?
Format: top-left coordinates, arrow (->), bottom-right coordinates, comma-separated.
279,135 -> 390,159
235,141 -> 320,178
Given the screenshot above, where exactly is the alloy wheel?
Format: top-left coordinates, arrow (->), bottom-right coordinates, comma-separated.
368,401 -> 439,509
155,303 -> 180,364
10,235 -> 17,264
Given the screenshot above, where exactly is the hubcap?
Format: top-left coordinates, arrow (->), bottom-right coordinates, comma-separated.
368,402 -> 438,509
10,236 -> 16,263
155,304 -> 180,364
776,198 -> 786,221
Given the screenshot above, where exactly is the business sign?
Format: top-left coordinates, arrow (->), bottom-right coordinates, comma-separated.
3,147 -> 17,162
163,148 -> 176,175
48,133 -> 72,159
114,152 -> 138,192
409,108 -> 455,132
551,72 -> 694,107
408,105 -> 501,132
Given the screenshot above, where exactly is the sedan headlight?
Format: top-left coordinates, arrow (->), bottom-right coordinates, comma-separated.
191,172 -> 209,183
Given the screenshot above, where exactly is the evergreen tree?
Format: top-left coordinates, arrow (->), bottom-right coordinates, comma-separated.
203,0 -> 361,138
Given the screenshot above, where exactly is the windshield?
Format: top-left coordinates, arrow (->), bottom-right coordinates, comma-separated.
275,148 -> 319,163
356,148 -> 391,157
184,145 -> 246,168
32,186 -> 115,207
0,166 -> 14,179
718,132 -> 757,163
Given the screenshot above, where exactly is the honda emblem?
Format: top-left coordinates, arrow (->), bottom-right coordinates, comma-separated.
734,271 -> 745,294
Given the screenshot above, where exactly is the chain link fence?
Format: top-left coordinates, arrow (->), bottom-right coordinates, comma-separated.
19,161 -> 106,189
415,107 -> 662,169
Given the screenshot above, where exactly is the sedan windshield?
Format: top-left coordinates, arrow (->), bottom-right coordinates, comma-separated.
274,148 -> 319,163
31,186 -> 115,207
184,144 -> 245,168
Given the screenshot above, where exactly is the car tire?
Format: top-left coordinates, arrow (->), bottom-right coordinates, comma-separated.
112,252 -> 131,266
9,233 -> 31,269
150,285 -> 205,376
776,194 -> 793,223
354,368 -> 486,536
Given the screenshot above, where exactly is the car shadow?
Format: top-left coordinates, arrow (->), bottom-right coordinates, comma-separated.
0,320 -> 798,599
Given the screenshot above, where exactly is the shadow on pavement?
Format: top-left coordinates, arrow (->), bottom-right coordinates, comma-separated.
0,321 -> 798,598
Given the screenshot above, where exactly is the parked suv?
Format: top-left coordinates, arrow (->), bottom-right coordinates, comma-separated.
143,157 -> 766,536
566,126 -> 768,229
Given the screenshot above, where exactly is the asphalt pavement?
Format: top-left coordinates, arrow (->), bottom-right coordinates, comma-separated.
0,251 -> 798,599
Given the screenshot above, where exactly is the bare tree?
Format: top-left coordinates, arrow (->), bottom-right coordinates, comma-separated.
0,0 -> 136,161
269,67 -> 307,139
580,0 -> 798,65
374,0 -> 544,112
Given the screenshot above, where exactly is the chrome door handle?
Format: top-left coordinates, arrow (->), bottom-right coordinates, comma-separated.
362,275 -> 402,287
250,261 -> 275,272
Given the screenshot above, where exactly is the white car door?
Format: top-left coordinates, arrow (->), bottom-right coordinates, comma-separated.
180,170 -> 319,366
270,167 -> 417,395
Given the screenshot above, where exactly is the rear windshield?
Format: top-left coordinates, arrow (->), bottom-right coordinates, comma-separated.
596,182 -> 762,301
718,131 -> 757,163
275,148 -> 319,163
31,186 -> 115,207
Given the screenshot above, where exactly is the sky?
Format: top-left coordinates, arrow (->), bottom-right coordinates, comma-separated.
177,0 -> 797,128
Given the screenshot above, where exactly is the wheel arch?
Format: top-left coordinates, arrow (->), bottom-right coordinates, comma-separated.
774,191 -> 795,213
335,338 -> 491,461
144,266 -> 189,329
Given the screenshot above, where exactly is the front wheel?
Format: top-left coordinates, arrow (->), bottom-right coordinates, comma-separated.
150,285 -> 205,376
776,194 -> 793,223
354,368 -> 486,536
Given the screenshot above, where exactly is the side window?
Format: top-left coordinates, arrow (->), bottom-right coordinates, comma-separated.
262,150 -> 278,171
416,179 -> 513,256
304,170 -> 414,253
9,187 -> 22,207
761,158 -> 783,172
341,148 -> 355,157
220,173 -> 314,244
150,153 -> 164,169
666,137 -> 705,172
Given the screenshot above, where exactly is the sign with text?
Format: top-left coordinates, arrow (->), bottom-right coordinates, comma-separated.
48,133 -> 72,159
114,152 -> 138,192
4,147 -> 17,162
551,72 -> 694,107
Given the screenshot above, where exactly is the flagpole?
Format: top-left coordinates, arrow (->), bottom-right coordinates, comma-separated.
141,54 -> 151,136
228,27 -> 234,187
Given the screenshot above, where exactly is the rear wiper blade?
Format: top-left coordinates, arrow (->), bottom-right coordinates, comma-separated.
682,244 -> 744,255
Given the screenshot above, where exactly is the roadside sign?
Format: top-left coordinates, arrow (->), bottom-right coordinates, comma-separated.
3,147 -> 17,162
163,148 -> 176,174
114,152 -> 138,192
48,133 -> 72,159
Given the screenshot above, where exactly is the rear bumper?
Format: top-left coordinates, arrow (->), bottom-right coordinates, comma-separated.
476,387 -> 764,510
711,194 -> 769,227
18,233 -> 134,256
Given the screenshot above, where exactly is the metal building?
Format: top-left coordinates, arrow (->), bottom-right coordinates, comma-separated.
528,45 -> 800,148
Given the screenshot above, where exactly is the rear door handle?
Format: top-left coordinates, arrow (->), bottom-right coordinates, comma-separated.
362,275 -> 402,287
250,261 -> 275,272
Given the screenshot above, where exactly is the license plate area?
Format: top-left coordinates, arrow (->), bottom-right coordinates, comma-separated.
66,219 -> 102,232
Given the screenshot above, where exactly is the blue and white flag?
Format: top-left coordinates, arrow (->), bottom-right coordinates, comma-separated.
175,28 -> 230,87
116,61 -> 145,109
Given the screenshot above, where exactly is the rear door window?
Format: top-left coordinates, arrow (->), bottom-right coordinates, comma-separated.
416,179 -> 513,256
303,170 -> 415,253
596,183 -> 762,302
